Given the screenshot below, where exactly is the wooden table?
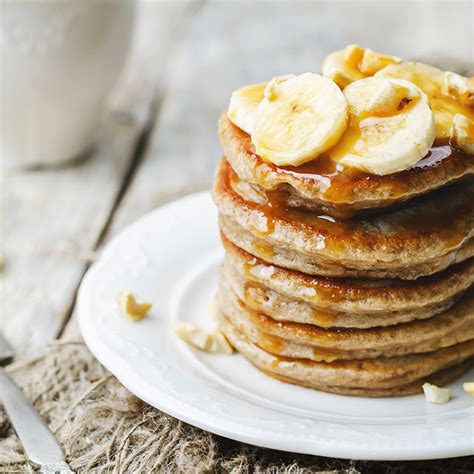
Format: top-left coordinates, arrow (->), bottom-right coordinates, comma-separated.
2,0 -> 473,361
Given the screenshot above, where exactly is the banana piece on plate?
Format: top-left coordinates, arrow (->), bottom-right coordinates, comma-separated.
228,82 -> 267,134
375,62 -> 474,139
451,114 -> 474,155
322,44 -> 400,89
332,77 -> 435,175
252,73 -> 348,166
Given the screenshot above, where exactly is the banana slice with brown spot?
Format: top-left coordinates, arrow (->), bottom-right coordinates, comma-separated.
332,77 -> 435,175
322,44 -> 400,89
375,62 -> 474,140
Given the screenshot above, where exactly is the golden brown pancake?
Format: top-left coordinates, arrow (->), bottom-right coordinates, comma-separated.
222,234 -> 474,327
219,314 -> 474,397
214,158 -> 474,279
219,113 -> 474,218
218,283 -> 474,361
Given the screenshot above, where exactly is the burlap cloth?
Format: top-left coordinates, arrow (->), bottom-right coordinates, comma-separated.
0,340 -> 472,473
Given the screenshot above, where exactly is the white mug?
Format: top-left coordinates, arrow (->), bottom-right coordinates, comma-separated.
0,0 -> 135,169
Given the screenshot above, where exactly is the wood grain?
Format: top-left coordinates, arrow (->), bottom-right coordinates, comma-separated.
1,1 -> 196,353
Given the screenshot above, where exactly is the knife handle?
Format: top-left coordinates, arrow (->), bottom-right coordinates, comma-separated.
0,368 -> 67,469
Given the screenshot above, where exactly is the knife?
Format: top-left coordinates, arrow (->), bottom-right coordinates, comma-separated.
0,333 -> 73,473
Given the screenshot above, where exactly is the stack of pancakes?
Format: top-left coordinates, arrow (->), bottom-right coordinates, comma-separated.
213,112 -> 474,397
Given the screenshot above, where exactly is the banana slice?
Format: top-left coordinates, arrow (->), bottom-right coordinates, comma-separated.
451,114 -> 474,154
322,44 -> 400,89
333,77 -> 435,175
251,73 -> 348,166
227,76 -> 295,134
375,62 -> 474,139
443,71 -> 474,106
263,74 -> 295,101
322,50 -> 364,89
227,82 -> 267,134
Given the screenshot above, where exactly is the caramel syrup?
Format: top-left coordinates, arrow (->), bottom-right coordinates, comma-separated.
226,160 -> 473,254
241,255 -> 346,303
227,97 -> 470,207
253,139 -> 466,205
243,281 -> 338,327
256,334 -> 341,363
240,295 -> 466,351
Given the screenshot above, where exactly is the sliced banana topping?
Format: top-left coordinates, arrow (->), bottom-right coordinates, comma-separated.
228,81 -> 266,134
451,114 -> 474,155
264,74 -> 294,101
322,49 -> 364,89
322,44 -> 400,89
375,62 -> 474,139
252,73 -> 348,166
227,46 -> 472,177
332,77 -> 435,175
443,71 -> 474,106
358,48 -> 402,75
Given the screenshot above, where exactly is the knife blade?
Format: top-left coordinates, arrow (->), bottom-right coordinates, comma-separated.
0,369 -> 73,473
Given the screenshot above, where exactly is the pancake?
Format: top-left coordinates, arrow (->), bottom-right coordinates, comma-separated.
214,158 -> 474,279
218,283 -> 474,360
222,235 -> 474,327
219,113 -> 474,219
219,315 -> 474,397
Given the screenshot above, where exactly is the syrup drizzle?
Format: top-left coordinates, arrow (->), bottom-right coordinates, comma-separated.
225,160 -> 473,254
250,139 -> 466,204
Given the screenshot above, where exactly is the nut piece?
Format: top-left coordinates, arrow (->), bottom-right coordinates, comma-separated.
174,323 -> 235,354
443,71 -> 474,105
451,113 -> 474,155
463,382 -> 474,395
422,383 -> 451,404
116,290 -> 152,321
207,301 -> 218,320
213,331 -> 235,354
174,323 -> 217,351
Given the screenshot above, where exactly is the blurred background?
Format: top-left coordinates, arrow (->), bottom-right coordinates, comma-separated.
1,0 -> 473,353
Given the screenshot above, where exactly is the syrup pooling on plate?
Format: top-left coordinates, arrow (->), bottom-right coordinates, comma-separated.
226,160 -> 473,253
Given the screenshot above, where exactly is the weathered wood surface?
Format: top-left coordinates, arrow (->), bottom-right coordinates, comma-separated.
3,1 -> 473,348
0,1 -> 196,353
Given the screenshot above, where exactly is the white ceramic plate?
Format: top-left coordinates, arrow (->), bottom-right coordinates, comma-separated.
78,191 -> 474,461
